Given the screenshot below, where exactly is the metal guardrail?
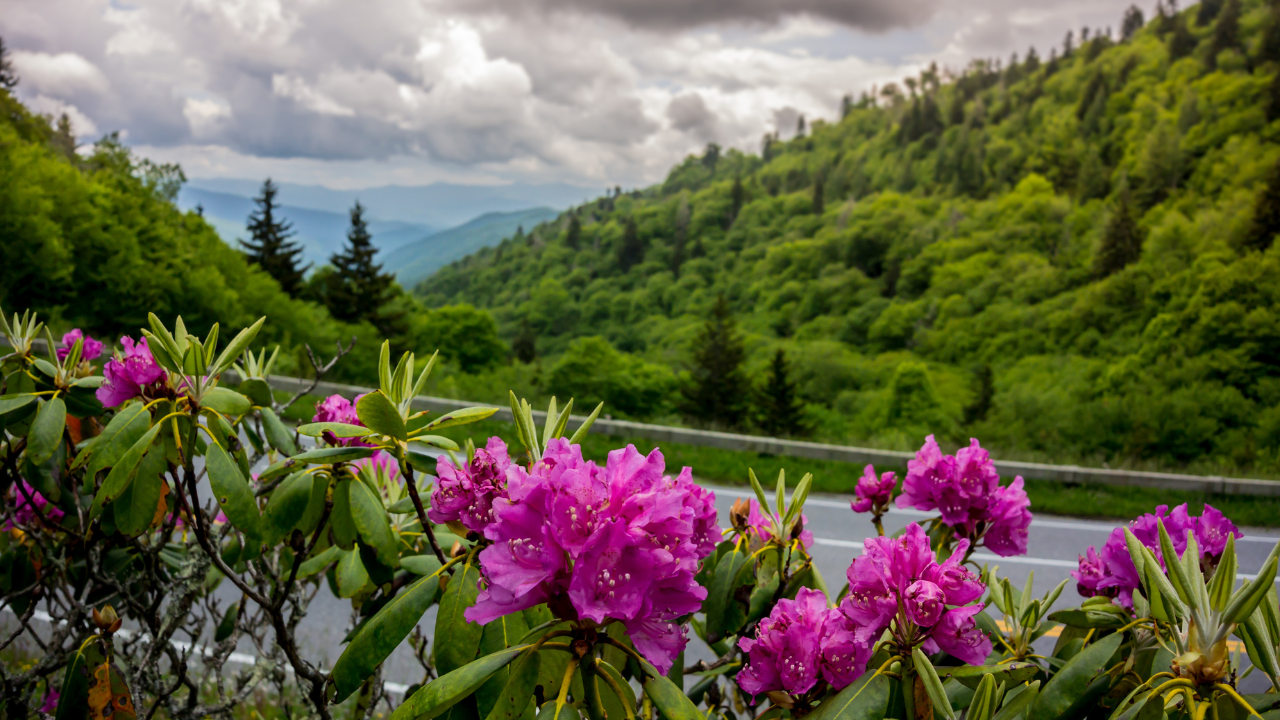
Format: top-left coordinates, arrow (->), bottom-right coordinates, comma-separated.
257,374 -> 1280,498
7,336 -> 1279,496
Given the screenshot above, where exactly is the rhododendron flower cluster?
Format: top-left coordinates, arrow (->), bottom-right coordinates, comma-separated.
1074,503 -> 1241,607
312,394 -> 371,447
737,588 -> 870,698
741,498 -> 813,550
6,482 -> 64,530
463,439 -> 719,673
429,437 -> 513,535
95,336 -> 166,408
839,523 -> 992,665
896,436 -> 1032,557
850,465 -> 896,514
57,329 -> 103,362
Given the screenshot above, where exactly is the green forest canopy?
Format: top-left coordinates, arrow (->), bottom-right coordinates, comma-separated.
417,0 -> 1280,476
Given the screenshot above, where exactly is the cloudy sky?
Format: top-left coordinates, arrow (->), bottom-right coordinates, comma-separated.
4,0 -> 1140,190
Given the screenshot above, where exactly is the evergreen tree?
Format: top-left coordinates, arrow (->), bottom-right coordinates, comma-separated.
565,212 -> 581,250
729,175 -> 744,225
1198,0 -> 1224,26
1208,0 -> 1242,68
1260,0 -> 1280,65
1093,186 -> 1144,277
840,94 -> 854,119
1169,15 -> 1198,60
1025,46 -> 1041,73
1122,5 -> 1146,40
325,201 -> 394,324
1243,157 -> 1280,252
963,364 -> 995,425
1268,70 -> 1280,122
512,319 -> 537,363
51,113 -> 76,161
757,349 -> 807,437
0,37 -> 16,90
702,143 -> 721,171
617,216 -> 643,272
795,115 -> 807,138
241,179 -> 308,298
671,195 -> 690,277
812,178 -> 825,215
680,295 -> 749,428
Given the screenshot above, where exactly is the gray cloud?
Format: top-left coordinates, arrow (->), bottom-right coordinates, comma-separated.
667,92 -> 718,141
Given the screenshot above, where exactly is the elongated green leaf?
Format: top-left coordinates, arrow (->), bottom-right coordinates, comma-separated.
91,423 -> 161,518
55,637 -> 106,720
566,402 -> 603,445
991,681 -> 1040,720
748,469 -> 771,521
349,479 -> 400,568
298,546 -> 341,579
296,422 -> 372,438
704,546 -> 746,641
968,674 -> 997,720
1027,631 -> 1123,720
1045,609 -> 1126,629
290,446 -> 378,464
114,447 -> 166,536
945,664 -> 1041,690
913,648 -> 956,720
1210,535 -> 1238,612
1242,609 -> 1280,689
331,479 -> 358,549
201,387 -> 251,417
357,391 -> 407,441
215,601 -> 240,643
390,645 -> 530,720
804,667 -> 891,720
534,703 -> 580,720
1226,556 -> 1278,624
387,493 -> 432,514
413,435 -> 460,451
209,317 -> 265,376
0,394 -> 35,414
484,650 -> 540,720
478,613 -> 533,719
206,439 -> 261,535
332,573 -> 444,702
1157,520 -> 1197,609
259,407 -> 297,456
261,472 -> 313,546
27,396 -> 66,466
84,403 -> 152,491
420,406 -> 500,433
238,377 -> 274,407
436,559 -> 485,675
638,660 -> 703,720
402,555 -> 444,577
336,548 -> 370,597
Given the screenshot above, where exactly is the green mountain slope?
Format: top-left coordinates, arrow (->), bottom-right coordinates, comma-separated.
417,0 -> 1280,475
386,207 -> 560,289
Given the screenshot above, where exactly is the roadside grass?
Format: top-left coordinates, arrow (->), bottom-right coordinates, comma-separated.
280,394 -> 1280,529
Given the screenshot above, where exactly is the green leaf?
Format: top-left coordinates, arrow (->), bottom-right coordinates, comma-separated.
402,555 -> 444,577
0,394 -> 35,414
1209,535 -> 1238,612
349,478 -> 400,568
357,391 -> 407,441
913,648 -> 956,720
201,387 -> 252,417
390,645 -> 530,720
483,650 -> 540,720
206,439 -> 261,536
114,446 -> 166,536
566,402 -> 603,445
296,422 -> 373,438
215,601 -> 240,643
704,546 -> 747,641
436,558 -> 485,676
420,406 -> 500,433
331,573 -> 444,702
1045,608 -> 1127,629
748,469 -> 772,522
534,703 -> 580,720
804,667 -> 891,720
238,377 -> 274,407
991,681 -> 1040,720
259,407 -> 297,456
1027,630 -> 1123,720
944,663 -> 1040,690
91,423 -> 162,518
298,546 -> 341,579
209,317 -> 265,376
290,446 -> 378,464
1242,609 -> 1280,690
26,396 -> 66,466
336,547 -> 370,598
413,435 -> 460,451
968,674 -> 998,720
478,613 -> 532,720
85,403 -> 152,492
387,493 -> 433,514
331,479 -> 358,550
261,472 -> 313,546
638,660 -> 703,720
1226,555 -> 1278,624
55,636 -> 106,720
1157,520 -> 1197,609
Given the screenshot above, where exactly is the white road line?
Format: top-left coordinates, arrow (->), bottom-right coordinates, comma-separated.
710,487 -> 1280,543
1,607 -> 412,695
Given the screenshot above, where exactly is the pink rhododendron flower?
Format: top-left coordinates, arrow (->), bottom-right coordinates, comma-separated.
743,498 -> 813,550
6,482 -> 65,529
851,465 -> 896,514
839,523 -> 991,665
895,436 -> 1032,557
737,588 -> 871,697
39,688 -> 60,713
1082,503 -> 1241,608
57,329 -> 103,362
95,337 -> 166,408
467,439 -> 719,673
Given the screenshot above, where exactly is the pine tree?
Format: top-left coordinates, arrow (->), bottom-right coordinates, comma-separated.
840,94 -> 854,119
1122,5 -> 1146,40
680,295 -> 749,428
0,37 -> 17,90
812,178 -> 825,215
1169,15 -> 1197,60
963,365 -> 995,425
1243,157 -> 1280,252
671,195 -> 690,278
730,175 -> 745,224
565,212 -> 581,250
51,113 -> 76,161
241,179 -> 309,298
1198,0 -> 1224,26
1093,186 -> 1144,277
795,115 -> 807,138
757,349 -> 806,437
512,319 -> 537,363
325,201 -> 394,324
1208,0 -> 1241,69
617,216 -> 643,272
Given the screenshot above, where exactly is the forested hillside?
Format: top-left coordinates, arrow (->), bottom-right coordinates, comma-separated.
418,0 -> 1280,476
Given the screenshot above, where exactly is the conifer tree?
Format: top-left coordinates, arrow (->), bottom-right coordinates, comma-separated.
512,319 -> 537,363
565,212 -> 581,250
325,201 -> 394,324
1122,5 -> 1146,40
617,216 -> 643,272
51,113 -> 76,161
1243,157 -> 1280,252
812,178 -> 825,215
730,175 -> 745,223
963,364 -> 995,425
795,115 -> 806,138
0,37 -> 17,91
1208,0 -> 1241,68
671,195 -> 690,278
1093,186 -> 1144,277
757,349 -> 806,437
241,179 -> 308,298
1198,0 -> 1224,26
681,295 -> 749,429
1169,15 -> 1198,60
1260,0 -> 1280,65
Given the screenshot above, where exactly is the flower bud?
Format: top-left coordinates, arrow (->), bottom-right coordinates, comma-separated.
904,580 -> 946,627
92,605 -> 122,633
729,499 -> 751,532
